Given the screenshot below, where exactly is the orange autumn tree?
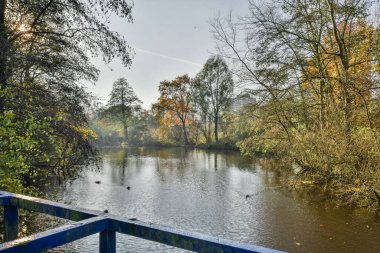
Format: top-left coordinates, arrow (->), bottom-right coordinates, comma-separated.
212,0 -> 380,206
152,74 -> 194,145
304,18 -> 380,145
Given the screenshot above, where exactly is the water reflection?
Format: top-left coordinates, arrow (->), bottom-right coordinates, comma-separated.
50,147 -> 380,253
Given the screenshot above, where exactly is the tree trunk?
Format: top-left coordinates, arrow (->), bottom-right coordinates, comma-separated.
319,79 -> 326,129
123,122 -> 128,142
0,0 -> 8,112
202,116 -> 211,144
121,108 -> 128,142
214,114 -> 219,143
207,120 -> 212,143
342,75 -> 352,139
182,120 -> 188,145
326,0 -> 351,141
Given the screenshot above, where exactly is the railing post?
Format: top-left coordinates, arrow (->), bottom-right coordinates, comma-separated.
99,229 -> 116,253
4,205 -> 18,241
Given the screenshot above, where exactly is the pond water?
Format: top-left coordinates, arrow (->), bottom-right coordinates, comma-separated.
51,147 -> 380,253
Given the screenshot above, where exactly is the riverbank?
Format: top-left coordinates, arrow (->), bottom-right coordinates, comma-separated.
96,141 -> 239,152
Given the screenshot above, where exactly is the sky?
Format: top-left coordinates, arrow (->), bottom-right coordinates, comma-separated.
88,0 -> 249,109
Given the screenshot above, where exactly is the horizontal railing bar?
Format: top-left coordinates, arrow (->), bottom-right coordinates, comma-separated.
0,193 -> 10,206
108,217 -> 285,253
0,191 -> 286,253
0,216 -> 108,253
0,191 -> 103,221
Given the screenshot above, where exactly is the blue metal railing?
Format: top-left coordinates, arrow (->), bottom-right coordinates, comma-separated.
0,191 -> 286,253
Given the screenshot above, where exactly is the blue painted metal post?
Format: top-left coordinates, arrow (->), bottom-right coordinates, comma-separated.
99,230 -> 116,253
3,205 -> 18,242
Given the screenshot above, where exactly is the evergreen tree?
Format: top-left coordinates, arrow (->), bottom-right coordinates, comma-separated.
105,78 -> 141,142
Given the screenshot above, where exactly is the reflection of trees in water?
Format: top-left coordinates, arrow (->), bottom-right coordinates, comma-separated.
256,157 -> 293,186
197,149 -> 255,171
153,149 -> 190,183
151,148 -> 257,175
146,147 -> 189,160
151,148 -> 260,192
101,148 -> 159,187
109,148 -> 129,185
106,148 -> 145,186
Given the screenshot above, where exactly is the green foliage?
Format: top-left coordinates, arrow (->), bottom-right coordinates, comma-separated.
0,83 -> 97,195
127,112 -> 155,145
230,103 -> 288,156
90,117 -> 124,146
102,78 -> 141,142
193,55 -> 234,142
91,106 -> 158,146
0,110 -> 48,193
108,78 -> 141,108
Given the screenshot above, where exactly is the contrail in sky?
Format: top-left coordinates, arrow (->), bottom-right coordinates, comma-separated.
134,47 -> 202,67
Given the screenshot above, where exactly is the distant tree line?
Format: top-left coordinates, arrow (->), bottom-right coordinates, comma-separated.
92,55 -> 235,148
